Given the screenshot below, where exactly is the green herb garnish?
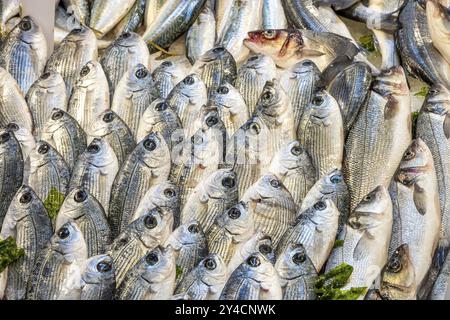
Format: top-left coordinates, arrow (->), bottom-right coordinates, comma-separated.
176,265 -> 183,279
43,188 -> 66,221
0,237 -> 25,273
333,240 -> 344,249
414,86 -> 429,97
359,35 -> 376,52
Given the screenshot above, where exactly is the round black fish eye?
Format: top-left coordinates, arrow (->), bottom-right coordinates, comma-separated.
57,226 -> 70,239
135,68 -> 148,79
103,112 -> 115,123
364,194 -> 373,202
302,60 -> 313,67
292,252 -> 306,265
164,188 -> 176,198
259,244 -> 272,255
213,47 -> 225,54
404,149 -> 415,160
249,122 -> 261,135
145,252 -> 159,266
263,30 -> 276,39
313,201 -> 327,211
155,102 -> 168,112
313,96 -> 324,106
19,20 -> 32,31
80,65 -> 91,77
38,143 -> 50,154
144,215 -> 158,229
74,189 -> 88,203
97,261 -> 112,273
143,139 -> 157,151
248,55 -> 259,62
388,258 -> 402,273
52,110 -> 64,120
330,174 -> 342,184
161,61 -> 173,67
188,224 -> 200,234
204,258 -> 217,270
247,255 -> 261,267
217,86 -> 229,95
0,132 -> 10,143
7,123 -> 19,132
206,116 -> 219,127
71,28 -> 82,34
222,176 -> 236,189
270,179 -> 281,188
262,91 -> 273,102
19,191 -> 32,204
183,76 -> 195,85
228,207 -> 241,220
41,72 -> 51,80
87,143 -> 100,154
291,145 -> 303,156
121,32 -> 131,39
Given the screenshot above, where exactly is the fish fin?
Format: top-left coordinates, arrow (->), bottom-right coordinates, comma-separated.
353,231 -> 372,261
297,49 -> 326,59
443,114 -> 450,139
413,183 -> 427,215
318,55 -> 353,88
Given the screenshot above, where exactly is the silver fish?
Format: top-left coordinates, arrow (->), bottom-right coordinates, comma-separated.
80,254 -> 116,300
263,0 -> 288,29
186,4 -> 216,65
26,72 -> 68,138
69,138 -> 119,214
429,245 -> 450,300
152,60 -> 188,100
427,0 -> 450,66
61,0 -> 90,25
6,122 -> 36,162
215,0 -> 234,41
144,0 -> 167,29
0,0 -> 19,36
56,188 -> 112,257
89,0 -> 136,38
68,60 -> 110,133
109,132 -> 171,237
0,186 -> 53,300
0,16 -> 47,94
108,0 -> 147,39
41,108 -> 87,170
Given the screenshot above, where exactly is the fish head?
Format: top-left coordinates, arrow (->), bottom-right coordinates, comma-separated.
58,188 -> 99,223
289,60 -> 321,78
65,26 -> 96,44
321,169 -> 346,195
423,83 -> 450,116
125,63 -> 153,92
139,132 -> 171,169
256,79 -> 288,118
0,128 -> 20,157
269,140 -> 311,176
194,47 -> 233,69
305,89 -> 341,126
81,254 -> 115,286
89,110 -> 124,138
165,220 -> 205,251
41,109 -> 73,135
135,207 -> 172,248
397,139 -> 433,182
242,252 -> 278,284
380,244 -> 416,300
149,181 -> 180,211
140,245 -> 176,284
6,122 -> 35,151
200,107 -> 226,133
243,54 -> 276,72
76,61 -> 103,87
35,71 -> 66,90
198,254 -> 228,286
6,186 -> 41,223
275,243 -> 316,282
244,29 -> 302,59
211,82 -> 244,111
28,141 -> 59,171
13,16 -> 45,45
246,174 -> 290,202
348,186 -> 392,231
372,66 -> 409,97
204,169 -> 238,200
114,32 -> 142,48
52,221 -> 87,259
216,202 -> 253,238
84,138 -> 117,169
301,199 -> 338,226
175,74 -> 207,100
154,60 -> 187,82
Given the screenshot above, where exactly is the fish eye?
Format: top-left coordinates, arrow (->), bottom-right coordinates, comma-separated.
228,207 -> 241,219
222,176 -> 236,189
330,174 -> 342,184
263,30 -> 277,39
144,138 -> 157,151
247,255 -> 261,267
74,189 -> 88,203
429,88 -> 439,95
204,258 -> 217,270
80,65 -> 91,77
213,47 -> 225,54
121,32 -> 131,39
313,201 -> 327,211
217,86 -> 229,95
259,244 -> 272,255
19,20 -> 32,31
71,28 -> 82,34
97,261 -> 112,273
41,72 -> 51,80
145,252 -> 159,266
103,112 -> 115,123
291,145 -> 303,156
38,143 -> 50,154
144,215 -> 158,229
404,149 -> 415,160
87,143 -> 100,154
292,252 -> 306,265
52,110 -> 64,120
302,60 -> 313,67
155,102 -> 168,112
188,223 -> 200,233
248,55 -> 259,62
183,76 -> 195,85
249,122 -> 261,135
206,116 -> 219,127
261,91 -> 273,103
164,188 -> 176,198
313,96 -> 324,106
387,257 -> 402,273
135,68 -> 148,79
19,191 -> 32,204
57,226 -> 71,239
7,123 -> 19,132
364,194 -> 373,202
161,61 -> 173,67
270,179 -> 281,188
0,132 -> 10,143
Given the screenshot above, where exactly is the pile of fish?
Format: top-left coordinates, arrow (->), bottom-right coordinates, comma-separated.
0,0 -> 450,300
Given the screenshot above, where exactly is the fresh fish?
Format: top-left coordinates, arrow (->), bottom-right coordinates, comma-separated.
26,222 -> 88,300
327,61 -> 372,132
427,0 -> 450,66
41,108 -> 87,170
215,0 -> 234,40
165,220 -> 208,284
379,244 -> 417,300
429,248 -> 450,300
314,0 -> 361,10
109,208 -> 174,287
207,202 -> 255,264
192,47 -> 237,97
56,188 -> 112,257
0,67 -> 33,133
174,254 -> 228,300
235,54 -> 277,115
89,0 -> 137,38
275,243 -> 318,300
0,129 -> 23,227
216,0 -> 263,63
220,252 -> 282,300
108,0 -> 147,39
152,60 -> 188,99
115,246 -> 176,300
26,72 -> 68,138
0,0 -> 19,36
186,4 -> 216,65
280,60 -> 321,130
389,139 -> 441,289
241,174 -> 297,247
262,0 -> 288,29
344,66 -> 411,210
142,0 -> 207,53
6,123 -> 36,162
80,254 -> 116,300
100,32 -> 150,97
88,110 -> 136,166
62,0 -> 90,26
397,0 -> 450,87
45,27 -> 98,94
181,169 -> 238,234
136,99 -> 182,148
0,186 -> 53,300
298,89 -> 344,179
277,199 -> 339,272
68,61 -> 110,133
0,16 -> 47,94
109,132 -> 171,237
69,138 -> 119,214
144,0 -> 167,29
268,140 -> 316,207
326,186 -> 393,293
27,141 -> 71,206
111,63 -> 157,138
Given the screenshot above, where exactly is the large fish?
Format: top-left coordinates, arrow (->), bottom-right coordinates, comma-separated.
80,254 -> 116,300
263,0 -> 288,29
89,0 -> 137,38
0,186 -> 53,300
0,16 -> 47,94
186,3 -> 216,65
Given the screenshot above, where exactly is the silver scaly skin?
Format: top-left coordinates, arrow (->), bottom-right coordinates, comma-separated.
89,0 -> 136,38
152,60 -> 188,100
80,254 -> 116,300
262,0 -> 288,29
186,3 -> 216,65
108,0 -> 147,39
0,0 -> 19,37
